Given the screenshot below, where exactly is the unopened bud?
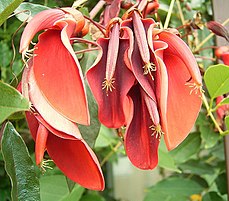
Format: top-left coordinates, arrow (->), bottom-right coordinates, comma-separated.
206,21 -> 229,42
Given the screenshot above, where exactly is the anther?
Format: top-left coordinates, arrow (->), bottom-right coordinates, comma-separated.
143,62 -> 156,80
150,124 -> 164,140
102,78 -> 115,95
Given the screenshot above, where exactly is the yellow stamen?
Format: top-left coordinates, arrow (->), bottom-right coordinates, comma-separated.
102,78 -> 115,95
185,82 -> 203,95
143,62 -> 156,80
39,159 -> 53,173
150,124 -> 164,140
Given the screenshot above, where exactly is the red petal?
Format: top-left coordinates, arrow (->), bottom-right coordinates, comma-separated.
33,30 -> 89,125
158,31 -> 202,86
125,85 -> 159,169
20,9 -> 65,53
163,54 -> 202,150
46,135 -> 105,190
35,124 -> 49,165
22,61 -> 82,139
222,52 -> 229,65
87,38 -> 135,128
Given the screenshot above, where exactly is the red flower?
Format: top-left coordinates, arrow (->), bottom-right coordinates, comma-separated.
19,8 -> 105,190
20,60 -> 104,190
87,19 -> 135,128
87,9 -> 202,170
20,8 -> 89,125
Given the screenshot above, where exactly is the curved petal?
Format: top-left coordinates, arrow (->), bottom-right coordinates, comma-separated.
46,135 -> 105,191
20,9 -> 65,53
163,54 -> 202,150
33,29 -> 89,125
125,85 -> 159,169
22,61 -> 82,139
87,37 -> 135,128
122,17 -> 157,101
158,31 -> 202,86
25,112 -> 105,190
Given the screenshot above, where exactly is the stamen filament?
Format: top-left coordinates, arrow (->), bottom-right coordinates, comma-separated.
150,124 -> 164,140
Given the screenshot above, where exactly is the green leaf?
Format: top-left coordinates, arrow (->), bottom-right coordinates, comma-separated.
144,177 -> 204,201
78,81 -> 101,148
40,175 -> 69,201
178,159 -> 214,175
200,123 -> 220,149
40,175 -> 84,201
0,0 -> 25,26
80,192 -> 105,201
158,149 -> 181,173
225,115 -> 229,130
204,64 -> 229,99
217,97 -> 229,107
170,132 -> 201,164
61,185 -> 84,201
202,192 -> 225,201
0,81 -> 30,124
14,2 -> 49,22
94,125 -> 116,148
215,173 -> 227,195
1,122 -> 40,201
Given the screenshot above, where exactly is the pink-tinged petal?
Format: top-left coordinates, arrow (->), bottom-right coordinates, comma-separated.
33,29 -> 89,125
125,85 -> 159,169
35,124 -> 49,165
46,135 -> 105,190
101,0 -> 121,26
20,9 -> 65,53
154,57 -> 168,139
22,61 -> 82,139
158,31 -> 202,85
87,37 -> 135,128
163,54 -> 202,150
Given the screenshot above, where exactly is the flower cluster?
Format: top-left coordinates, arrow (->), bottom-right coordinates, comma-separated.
19,2 -> 202,190
87,9 -> 202,169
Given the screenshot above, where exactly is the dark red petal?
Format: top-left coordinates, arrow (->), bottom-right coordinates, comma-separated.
33,29 -> 89,125
125,85 -> 159,169
87,37 -> 135,128
46,135 -> 105,190
163,54 -> 202,150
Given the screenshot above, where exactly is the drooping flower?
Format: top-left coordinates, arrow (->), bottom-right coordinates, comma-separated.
87,18 -> 135,128
121,10 -> 202,169
20,60 -> 104,190
19,8 -> 105,190
20,7 -> 89,125
125,84 -> 161,169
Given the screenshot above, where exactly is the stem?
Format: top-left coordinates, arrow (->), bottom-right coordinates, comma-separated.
100,141 -> 122,167
72,0 -> 87,8
164,0 -> 176,29
89,0 -> 106,19
176,0 -> 185,25
194,17 -> 229,52
75,47 -> 99,54
201,92 -> 224,134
